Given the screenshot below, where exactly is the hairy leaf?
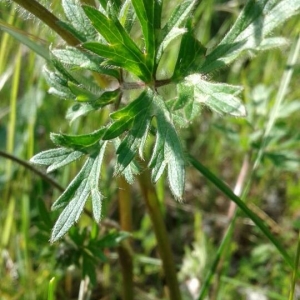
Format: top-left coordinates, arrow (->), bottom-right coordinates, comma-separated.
113,90 -> 153,173
62,0 -> 97,41
149,95 -> 186,200
113,138 -> 141,184
200,0 -> 300,72
119,0 -> 136,32
50,128 -> 106,149
51,143 -> 107,242
103,90 -> 152,140
183,74 -> 246,117
52,47 -> 119,78
156,0 -> 198,64
83,6 -> 151,81
43,67 -> 75,99
83,42 -> 149,81
66,90 -> 120,123
173,22 -> 206,79
30,148 -> 85,173
156,27 -> 187,64
131,0 -> 156,71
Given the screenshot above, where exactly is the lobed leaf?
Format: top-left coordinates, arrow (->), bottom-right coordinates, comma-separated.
156,27 -> 187,64
114,90 -> 153,174
155,0 -> 199,64
173,21 -> 206,79
66,90 -> 120,123
183,74 -> 246,117
83,5 -> 151,81
83,42 -> 149,81
56,20 -> 87,43
175,81 -> 202,123
103,90 -> 152,140
62,0 -> 97,41
113,138 -> 141,184
43,67 -> 75,99
200,0 -> 300,73
30,147 -> 85,173
149,95 -> 186,200
51,143 -> 107,242
52,47 -> 120,78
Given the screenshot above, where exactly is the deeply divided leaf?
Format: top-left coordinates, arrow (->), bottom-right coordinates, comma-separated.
200,0 -> 300,72
83,5 -> 151,81
52,47 -> 119,78
30,148 -> 85,173
149,95 -> 185,200
173,22 -> 206,79
50,142 -> 107,242
183,74 -> 246,117
114,90 -> 153,174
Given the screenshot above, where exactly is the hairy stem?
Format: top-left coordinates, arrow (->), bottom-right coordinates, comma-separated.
11,0 -> 81,46
117,176 -> 134,300
138,168 -> 182,300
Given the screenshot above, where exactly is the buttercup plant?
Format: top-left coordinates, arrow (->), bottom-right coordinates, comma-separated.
2,0 -> 300,299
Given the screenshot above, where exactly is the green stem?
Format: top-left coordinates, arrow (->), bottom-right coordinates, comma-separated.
117,176 -> 134,300
138,168 -> 182,300
11,0 -> 81,46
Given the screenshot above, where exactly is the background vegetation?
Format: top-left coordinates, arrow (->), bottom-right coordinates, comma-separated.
0,0 -> 300,299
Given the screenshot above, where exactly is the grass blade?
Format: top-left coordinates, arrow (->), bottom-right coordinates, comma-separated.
188,154 -> 294,269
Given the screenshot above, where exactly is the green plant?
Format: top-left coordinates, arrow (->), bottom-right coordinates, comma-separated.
1,0 -> 300,299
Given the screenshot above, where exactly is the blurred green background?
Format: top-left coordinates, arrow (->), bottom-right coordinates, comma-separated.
0,0 -> 300,299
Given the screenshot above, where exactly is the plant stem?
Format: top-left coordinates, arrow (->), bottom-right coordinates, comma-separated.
11,0 -> 81,46
117,176 -> 134,300
0,150 -> 64,192
138,168 -> 182,300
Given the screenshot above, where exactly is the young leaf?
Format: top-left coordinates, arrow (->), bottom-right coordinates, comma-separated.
62,0 -> 97,41
30,148 -> 85,173
183,74 -> 246,117
83,42 -> 149,81
149,95 -> 186,200
83,5 -> 151,81
51,143 -> 107,242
